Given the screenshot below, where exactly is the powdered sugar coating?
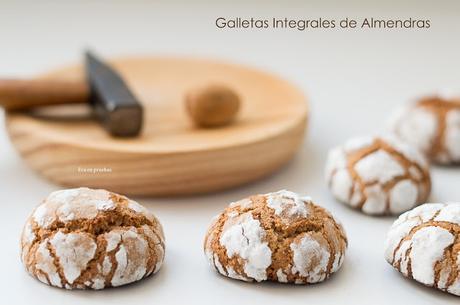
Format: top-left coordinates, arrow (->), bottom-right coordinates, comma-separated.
21,188 -> 165,290
331,251 -> 344,273
324,147 -> 347,179
355,150 -> 405,184
226,266 -> 249,281
111,229 -> 149,287
344,136 -> 375,152
435,204 -> 460,225
388,106 -> 437,157
384,202 -> 460,296
127,199 -> 154,221
389,97 -> 460,164
329,169 -> 352,203
389,180 -> 418,214
409,227 -> 454,285
325,135 -> 431,215
361,184 -> 387,215
266,190 -> 311,222
290,233 -> 330,283
22,222 -> 35,247
204,191 -> 347,284
219,213 -> 272,282
33,188 -> 115,227
35,240 -> 62,287
276,269 -> 288,283
380,134 -> 429,168
229,198 -> 253,209
50,232 -> 97,284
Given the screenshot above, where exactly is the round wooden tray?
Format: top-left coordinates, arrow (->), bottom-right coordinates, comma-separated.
6,57 -> 308,196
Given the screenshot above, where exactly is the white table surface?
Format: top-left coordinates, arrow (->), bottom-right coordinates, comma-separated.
1,1 -> 459,304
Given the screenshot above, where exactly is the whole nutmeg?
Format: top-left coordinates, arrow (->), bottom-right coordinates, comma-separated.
185,85 -> 240,127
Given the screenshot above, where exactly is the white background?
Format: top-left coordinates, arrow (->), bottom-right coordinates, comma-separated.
0,1 -> 459,304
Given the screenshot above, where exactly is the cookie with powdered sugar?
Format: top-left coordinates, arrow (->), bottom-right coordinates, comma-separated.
384,203 -> 460,296
325,135 -> 431,215
389,95 -> 460,164
20,187 -> 165,290
203,190 -> 347,284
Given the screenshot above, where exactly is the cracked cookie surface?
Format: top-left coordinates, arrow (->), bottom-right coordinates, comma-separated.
389,96 -> 460,164
384,203 -> 460,296
20,187 -> 165,290
325,134 -> 431,216
203,190 -> 347,284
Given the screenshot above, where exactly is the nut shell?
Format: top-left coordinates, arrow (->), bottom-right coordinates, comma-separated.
203,190 -> 347,284
20,187 -> 165,290
325,135 -> 431,215
186,84 -> 240,127
384,203 -> 460,296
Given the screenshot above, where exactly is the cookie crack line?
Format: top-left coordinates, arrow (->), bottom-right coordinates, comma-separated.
347,143 -> 381,209
445,234 -> 459,288
391,220 -> 460,264
434,240 -> 454,289
241,227 -> 250,246
105,237 -> 124,287
75,237 -> 106,286
245,206 -> 326,240
32,218 -> 156,241
320,226 -> 336,275
379,138 -> 428,177
406,244 -> 414,280
271,220 -> 324,239
46,240 -> 67,288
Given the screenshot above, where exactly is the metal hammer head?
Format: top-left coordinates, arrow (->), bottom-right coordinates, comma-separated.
85,51 -> 143,137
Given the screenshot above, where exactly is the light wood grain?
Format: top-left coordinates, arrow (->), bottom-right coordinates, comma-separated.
0,79 -> 88,110
5,57 -> 308,196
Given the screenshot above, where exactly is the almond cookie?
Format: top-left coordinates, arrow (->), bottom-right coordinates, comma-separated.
325,135 -> 431,216
384,203 -> 460,296
20,187 -> 165,290
203,190 -> 347,284
389,95 -> 460,164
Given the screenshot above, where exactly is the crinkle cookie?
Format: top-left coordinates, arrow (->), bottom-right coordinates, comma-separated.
325,135 -> 431,216
389,96 -> 460,164
384,203 -> 460,296
20,187 -> 165,290
203,190 -> 347,284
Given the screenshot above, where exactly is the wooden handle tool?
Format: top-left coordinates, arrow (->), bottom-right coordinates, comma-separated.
0,79 -> 89,110
0,52 -> 143,137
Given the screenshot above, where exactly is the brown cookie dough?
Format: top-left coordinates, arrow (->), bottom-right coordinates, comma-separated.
20,187 -> 165,290
203,190 -> 347,284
